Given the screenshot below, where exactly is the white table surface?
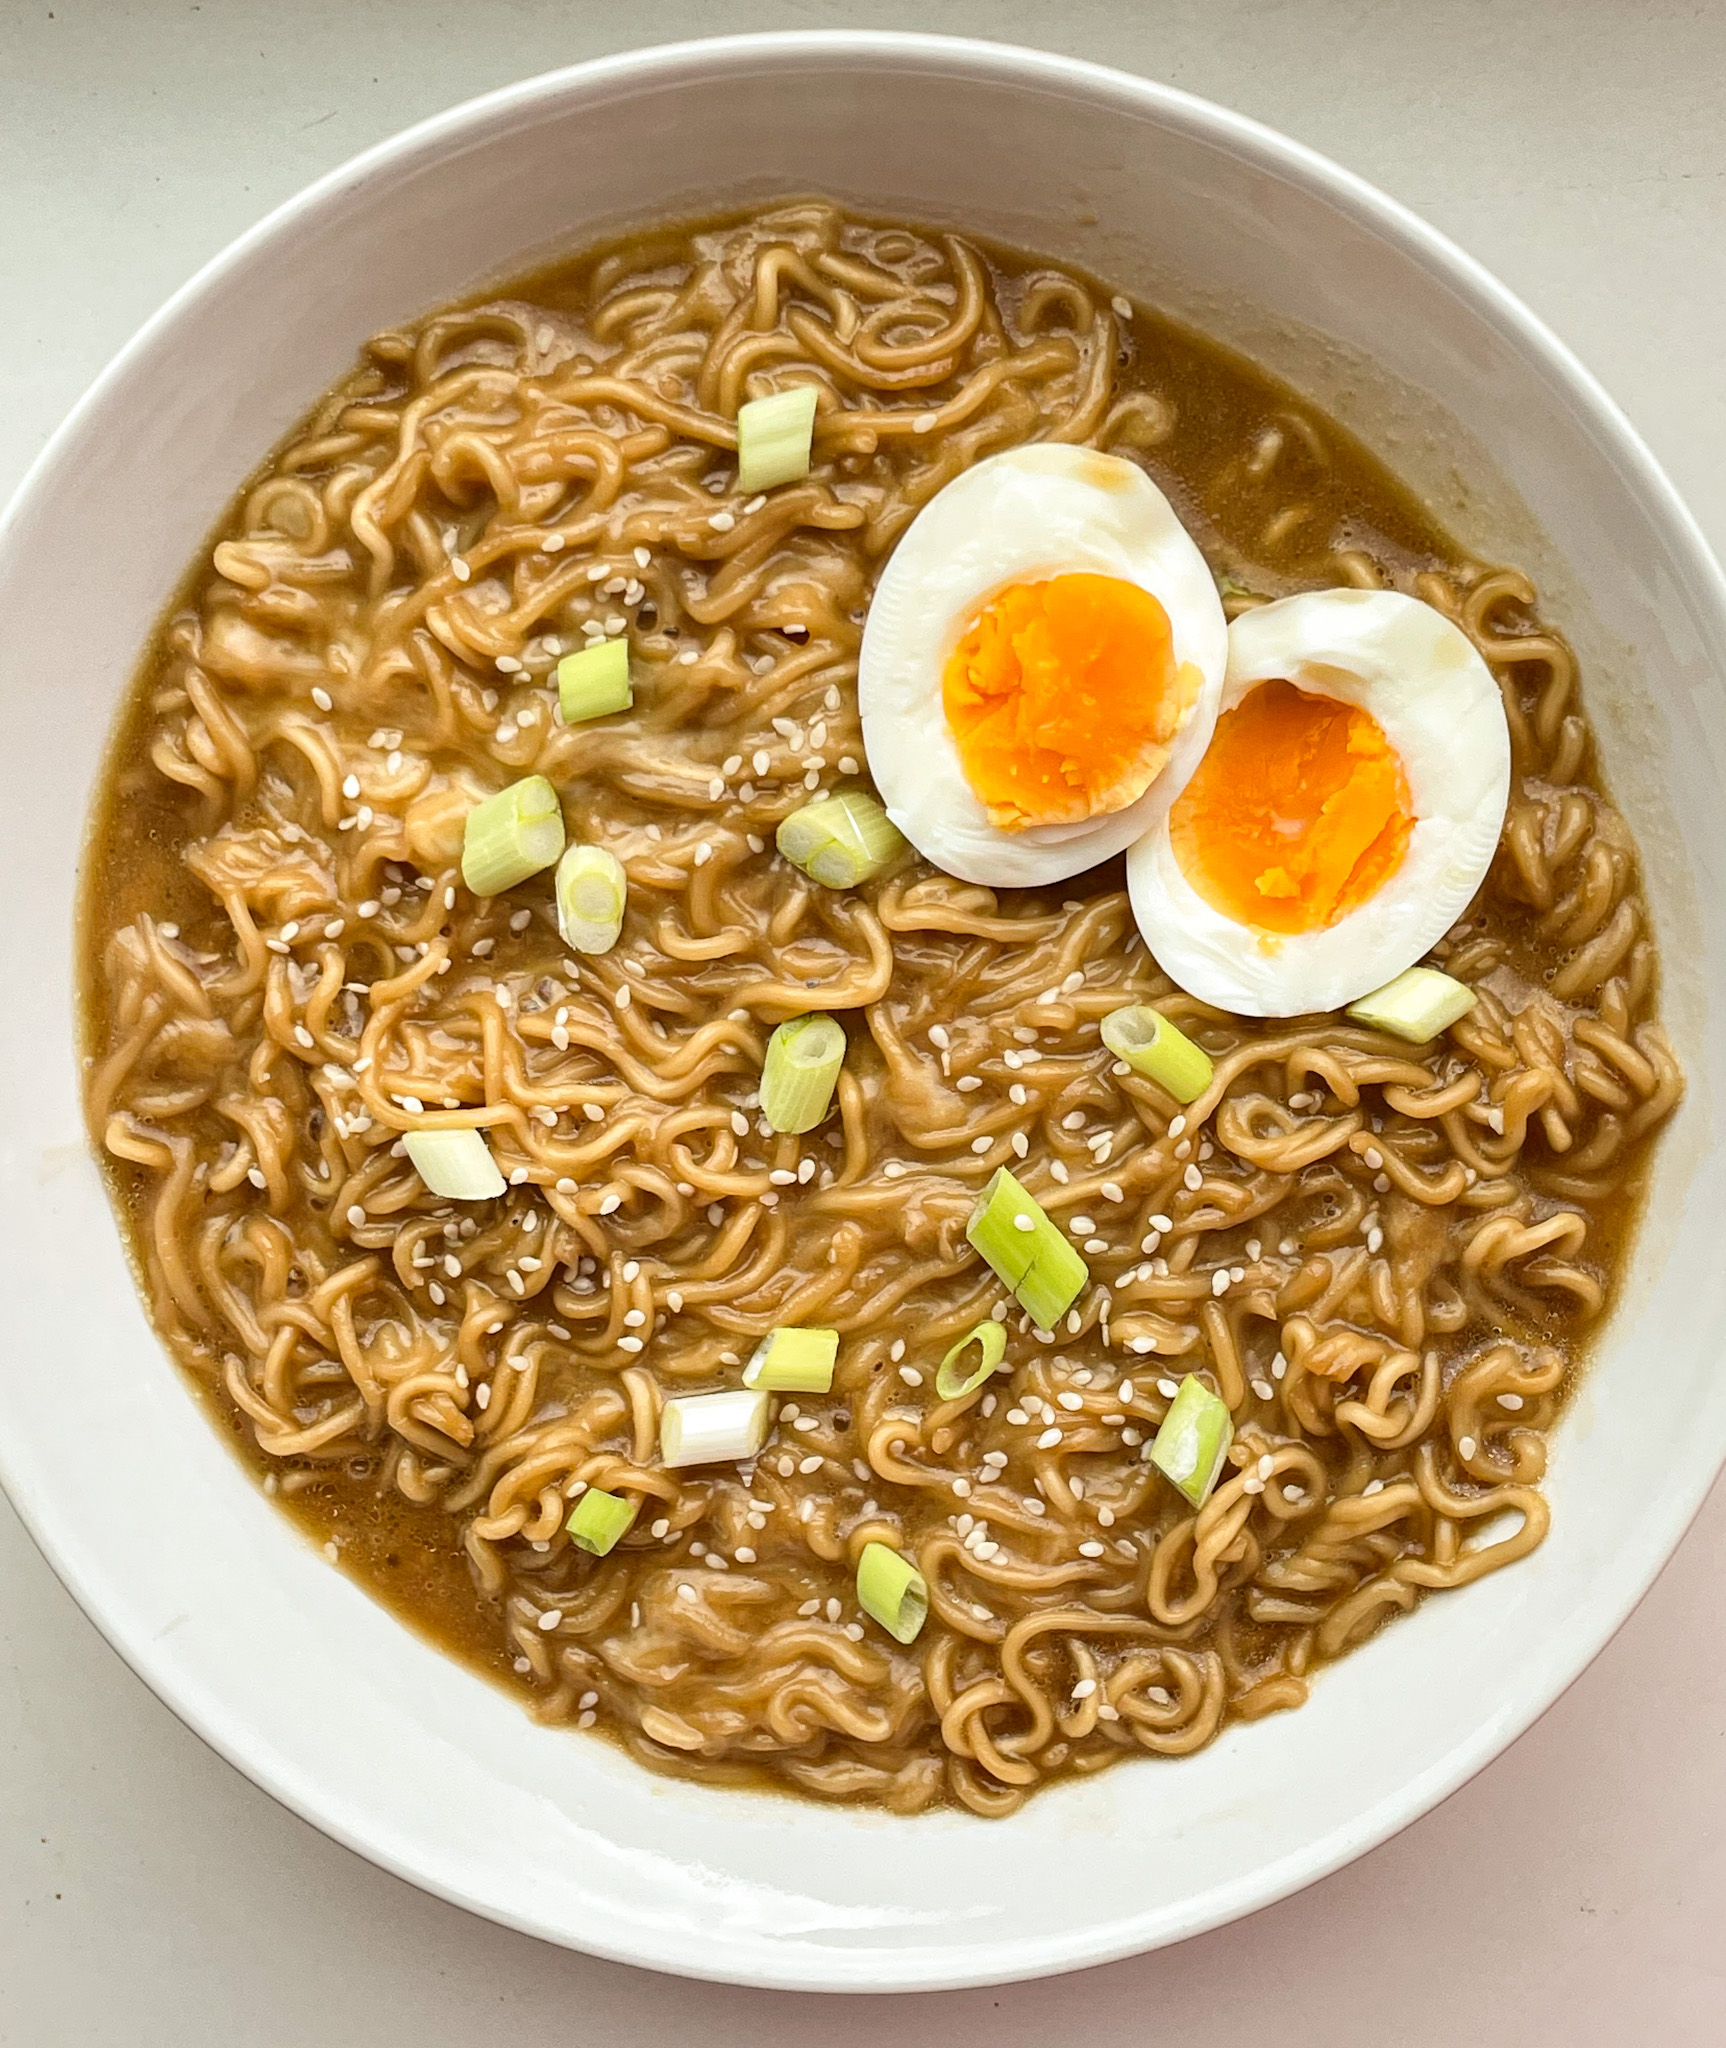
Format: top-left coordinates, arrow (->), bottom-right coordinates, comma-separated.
5,2 -> 1725,2039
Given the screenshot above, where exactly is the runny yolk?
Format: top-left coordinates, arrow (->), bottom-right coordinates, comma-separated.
1169,677 -> 1414,934
942,573 -> 1196,831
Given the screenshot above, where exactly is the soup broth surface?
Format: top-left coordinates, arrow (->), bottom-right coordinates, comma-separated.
82,204 -> 1678,1815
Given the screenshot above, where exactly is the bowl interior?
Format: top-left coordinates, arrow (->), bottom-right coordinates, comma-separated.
3,34 -> 1724,1992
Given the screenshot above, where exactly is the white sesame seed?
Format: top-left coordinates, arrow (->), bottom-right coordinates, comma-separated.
1459,1436 -> 1478,1460
1078,1540 -> 1105,1557
971,1135 -> 993,1154
1183,1164 -> 1203,1190
1037,1427 -> 1063,1449
1057,1391 -> 1084,1411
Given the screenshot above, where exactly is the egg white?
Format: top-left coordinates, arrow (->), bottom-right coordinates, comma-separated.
1126,587 -> 1510,1016
857,444 -> 1228,887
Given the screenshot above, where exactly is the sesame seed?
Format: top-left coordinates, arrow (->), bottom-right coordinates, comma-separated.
1078,1539 -> 1105,1557
536,1609 -> 560,1632
708,510 -> 735,532
676,1583 -> 697,1603
1499,1393 -> 1524,1411
1183,1164 -> 1203,1190
1037,1427 -> 1063,1449
1459,1436 -> 1478,1459
1101,1182 -> 1124,1204
1057,1391 -> 1083,1411
971,1136 -> 993,1154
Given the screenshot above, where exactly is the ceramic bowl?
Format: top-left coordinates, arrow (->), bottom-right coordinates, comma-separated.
2,31 -> 1722,1993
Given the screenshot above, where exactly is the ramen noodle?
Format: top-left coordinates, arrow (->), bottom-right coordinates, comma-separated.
81,204 -> 1680,1815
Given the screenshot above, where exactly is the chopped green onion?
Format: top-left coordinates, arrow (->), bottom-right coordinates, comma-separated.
1149,1374 -> 1234,1509
743,1327 -> 839,1393
775,790 -> 906,889
556,637 -> 633,724
554,842 -> 627,955
856,1540 -> 928,1644
460,775 -> 565,896
934,1320 -> 1007,1401
659,1387 -> 772,1469
566,1485 -> 637,1555
402,1127 -> 506,1201
736,384 -> 819,493
760,1013 -> 846,1133
966,1167 -> 1089,1331
1347,966 -> 1477,1042
1101,1005 -> 1213,1103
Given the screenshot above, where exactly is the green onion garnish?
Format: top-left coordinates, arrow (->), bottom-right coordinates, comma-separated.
1100,1004 -> 1213,1103
565,1485 -> 637,1556
743,1327 -> 839,1393
760,1013 -> 846,1133
966,1167 -> 1089,1332
1149,1374 -> 1234,1508
775,789 -> 906,889
402,1127 -> 506,1201
460,775 -> 565,897
735,384 -> 820,493
1346,966 -> 1477,1042
556,638 -> 633,725
855,1541 -> 928,1644
934,1319 -> 1007,1400
659,1387 -> 772,1469
554,842 -> 627,955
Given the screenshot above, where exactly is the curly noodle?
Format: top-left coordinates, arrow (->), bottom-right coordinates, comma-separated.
82,203 -> 1679,1816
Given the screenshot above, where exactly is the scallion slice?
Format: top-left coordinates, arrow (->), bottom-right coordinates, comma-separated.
556,637 -> 633,724
460,775 -> 565,896
1101,1005 -> 1213,1103
1149,1374 -> 1234,1508
554,842 -> 627,955
966,1167 -> 1089,1331
403,1127 -> 506,1201
659,1387 -> 772,1469
856,1540 -> 928,1645
736,384 -> 820,493
775,790 -> 906,889
760,1014 -> 846,1133
566,1485 -> 637,1556
1347,966 -> 1477,1042
934,1320 -> 1007,1401
743,1327 -> 839,1393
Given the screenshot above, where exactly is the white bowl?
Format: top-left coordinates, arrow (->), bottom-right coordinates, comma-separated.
2,31 -> 1723,1995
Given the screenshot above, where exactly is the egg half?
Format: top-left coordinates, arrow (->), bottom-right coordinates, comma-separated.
1127,587 -> 1510,1016
858,444 -> 1228,886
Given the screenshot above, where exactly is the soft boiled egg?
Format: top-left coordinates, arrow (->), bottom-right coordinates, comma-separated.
858,444 -> 1228,886
1126,587 -> 1509,1016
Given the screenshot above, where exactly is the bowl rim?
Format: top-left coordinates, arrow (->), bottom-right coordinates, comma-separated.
6,26 -> 1726,1993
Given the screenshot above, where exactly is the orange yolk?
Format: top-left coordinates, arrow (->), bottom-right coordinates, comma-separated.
942,573 -> 1196,831
1169,678 -> 1414,934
